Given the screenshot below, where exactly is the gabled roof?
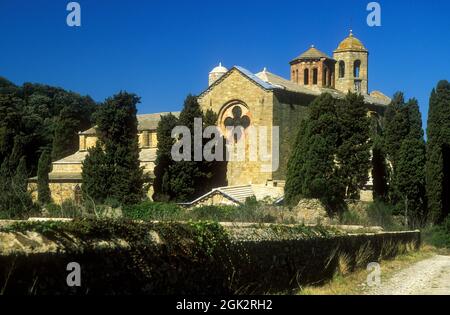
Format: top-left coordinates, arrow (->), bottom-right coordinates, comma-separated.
80,112 -> 181,135
180,184 -> 284,207
198,66 -> 278,98
52,148 -> 157,164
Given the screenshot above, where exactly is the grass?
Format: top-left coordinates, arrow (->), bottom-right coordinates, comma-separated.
297,245 -> 439,295
340,201 -> 405,231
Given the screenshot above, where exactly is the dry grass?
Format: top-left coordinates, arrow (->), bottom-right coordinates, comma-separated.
298,245 -> 438,295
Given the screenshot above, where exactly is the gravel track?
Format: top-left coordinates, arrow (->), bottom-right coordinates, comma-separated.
368,255 -> 450,295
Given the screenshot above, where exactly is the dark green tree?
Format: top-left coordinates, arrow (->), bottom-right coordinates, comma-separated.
82,92 -> 145,205
371,134 -> 389,201
426,80 -> 450,223
202,109 -> 227,193
285,93 -> 344,211
384,92 -> 410,168
81,143 -> 111,203
37,151 -> 52,204
169,95 -> 206,202
153,113 -> 179,201
285,120 -> 310,205
385,97 -> 427,225
0,157 -> 34,219
396,138 -> 427,227
336,92 -> 371,199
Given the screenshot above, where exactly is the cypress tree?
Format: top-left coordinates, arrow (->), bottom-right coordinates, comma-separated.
82,92 -> 145,205
384,92 -> 410,168
426,80 -> 450,223
169,95 -> 206,202
202,109 -> 227,193
336,92 -> 371,199
37,151 -> 52,204
0,156 -> 33,218
371,134 -> 389,201
285,120 -> 309,205
396,138 -> 427,227
386,97 -> 427,226
153,113 -> 179,201
81,143 -> 111,203
285,93 -> 344,211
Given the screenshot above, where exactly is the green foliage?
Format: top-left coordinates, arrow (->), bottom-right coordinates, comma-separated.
82,143 -> 111,203
37,150 -> 52,204
123,200 -> 283,223
82,92 -> 146,205
153,113 -> 179,201
423,216 -> 450,248
340,202 -> 401,231
366,202 -> 398,230
371,135 -> 389,201
202,108 -> 228,193
0,80 -> 95,175
285,93 -> 344,212
123,201 -> 182,221
154,95 -> 226,203
0,157 -> 36,219
169,95 -> 208,202
426,80 -> 450,223
51,96 -> 96,161
384,92 -> 410,167
336,92 -> 371,199
45,200 -> 85,218
384,94 -> 427,227
395,138 -> 427,227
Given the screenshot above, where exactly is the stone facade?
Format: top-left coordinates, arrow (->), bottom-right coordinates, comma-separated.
198,68 -> 276,186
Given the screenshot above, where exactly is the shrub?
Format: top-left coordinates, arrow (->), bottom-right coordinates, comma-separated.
423,216 -> 450,248
190,205 -> 237,222
123,201 -> 182,221
366,201 -> 398,230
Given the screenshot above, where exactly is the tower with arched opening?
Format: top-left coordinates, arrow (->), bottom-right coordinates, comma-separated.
333,30 -> 369,94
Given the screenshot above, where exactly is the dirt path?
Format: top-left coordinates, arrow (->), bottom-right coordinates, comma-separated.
368,255 -> 450,295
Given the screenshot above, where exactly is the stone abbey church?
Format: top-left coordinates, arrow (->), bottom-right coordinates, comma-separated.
30,32 -> 391,206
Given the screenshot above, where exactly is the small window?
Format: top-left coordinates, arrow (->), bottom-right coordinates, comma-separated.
304,69 -> 309,85
74,185 -> 82,204
339,61 -> 345,78
312,68 -> 318,85
354,60 -> 361,78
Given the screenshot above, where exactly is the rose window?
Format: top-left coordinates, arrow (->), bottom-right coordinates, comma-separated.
223,105 -> 251,142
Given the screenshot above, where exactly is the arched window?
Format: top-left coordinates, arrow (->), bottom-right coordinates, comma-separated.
339,61 -> 345,78
354,60 -> 361,78
312,68 -> 318,85
304,69 -> 309,85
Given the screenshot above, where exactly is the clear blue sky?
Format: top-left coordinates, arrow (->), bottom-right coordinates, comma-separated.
1,0 -> 449,130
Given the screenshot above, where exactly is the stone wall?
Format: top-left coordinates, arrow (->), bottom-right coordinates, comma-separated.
0,220 -> 420,295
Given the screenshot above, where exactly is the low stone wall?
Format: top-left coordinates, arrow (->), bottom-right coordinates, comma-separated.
0,220 -> 420,295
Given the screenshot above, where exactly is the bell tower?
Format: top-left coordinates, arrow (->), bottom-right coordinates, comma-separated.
333,30 -> 369,94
